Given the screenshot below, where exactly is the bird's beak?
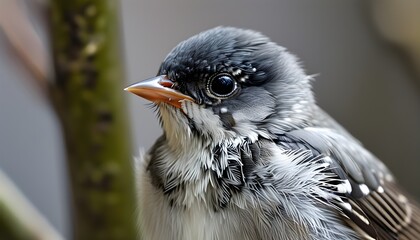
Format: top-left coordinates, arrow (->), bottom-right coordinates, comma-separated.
124,75 -> 194,108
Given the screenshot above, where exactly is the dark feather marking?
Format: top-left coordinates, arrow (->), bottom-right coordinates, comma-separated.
219,112 -> 236,129
240,146 -> 256,179
212,144 -> 246,209
147,136 -> 166,190
208,139 -> 265,209
341,199 -> 379,239
371,192 -> 403,225
348,178 -> 365,199
381,192 -> 406,222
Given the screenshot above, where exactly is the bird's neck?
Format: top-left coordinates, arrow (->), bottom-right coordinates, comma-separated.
148,128 -> 251,209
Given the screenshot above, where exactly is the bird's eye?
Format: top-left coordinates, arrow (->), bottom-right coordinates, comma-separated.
207,74 -> 238,99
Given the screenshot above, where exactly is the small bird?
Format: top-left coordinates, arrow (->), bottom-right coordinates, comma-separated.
126,27 -> 420,240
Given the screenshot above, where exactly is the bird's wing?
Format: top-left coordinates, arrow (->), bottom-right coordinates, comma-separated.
276,127 -> 420,240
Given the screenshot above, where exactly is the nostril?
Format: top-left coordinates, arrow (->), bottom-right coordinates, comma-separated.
158,77 -> 175,88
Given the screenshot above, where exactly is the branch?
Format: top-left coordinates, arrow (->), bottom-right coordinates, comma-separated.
0,0 -> 50,94
49,1 -> 138,239
0,169 -> 64,240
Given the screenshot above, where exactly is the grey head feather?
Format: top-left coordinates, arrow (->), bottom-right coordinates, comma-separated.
156,26 -> 316,144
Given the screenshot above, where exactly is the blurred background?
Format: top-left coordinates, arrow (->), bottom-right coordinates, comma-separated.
1,0 -> 419,238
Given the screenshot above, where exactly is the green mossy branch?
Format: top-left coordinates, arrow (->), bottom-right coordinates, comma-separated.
0,169 -> 63,240
49,1 -> 137,239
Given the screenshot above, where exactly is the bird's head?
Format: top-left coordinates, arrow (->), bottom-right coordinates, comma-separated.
126,27 -> 315,147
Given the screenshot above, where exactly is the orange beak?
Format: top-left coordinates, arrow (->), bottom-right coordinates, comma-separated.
124,75 -> 194,108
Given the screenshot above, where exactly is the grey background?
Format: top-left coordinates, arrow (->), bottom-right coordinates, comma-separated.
1,0 -> 419,238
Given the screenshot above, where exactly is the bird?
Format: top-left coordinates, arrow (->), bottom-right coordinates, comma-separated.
125,26 -> 420,240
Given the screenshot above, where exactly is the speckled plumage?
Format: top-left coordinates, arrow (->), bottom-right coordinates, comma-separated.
134,27 -> 420,240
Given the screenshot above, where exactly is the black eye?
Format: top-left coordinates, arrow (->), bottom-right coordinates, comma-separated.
207,74 -> 238,98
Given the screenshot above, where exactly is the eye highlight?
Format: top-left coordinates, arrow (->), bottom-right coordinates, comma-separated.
206,74 -> 238,99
